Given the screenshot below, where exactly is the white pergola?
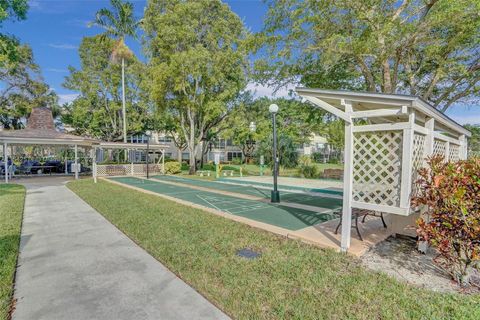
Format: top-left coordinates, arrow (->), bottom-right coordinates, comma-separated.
296,88 -> 471,252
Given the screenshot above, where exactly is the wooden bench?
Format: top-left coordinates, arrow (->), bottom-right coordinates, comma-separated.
197,170 -> 211,177
323,168 -> 343,180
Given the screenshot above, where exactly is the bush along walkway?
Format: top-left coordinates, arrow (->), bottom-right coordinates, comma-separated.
69,179 -> 480,320
13,179 -> 227,320
0,184 -> 25,320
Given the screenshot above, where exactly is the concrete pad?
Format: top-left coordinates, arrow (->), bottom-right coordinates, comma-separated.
225,176 -> 343,190
13,178 -> 229,320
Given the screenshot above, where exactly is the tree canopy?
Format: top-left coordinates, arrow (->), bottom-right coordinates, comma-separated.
254,0 -> 480,111
143,0 -> 248,172
1,0 -> 58,129
62,35 -> 149,141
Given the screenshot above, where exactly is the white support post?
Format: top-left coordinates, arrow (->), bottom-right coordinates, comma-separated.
400,111 -> 415,209
444,141 -> 450,162
4,142 -> 8,184
130,149 -> 134,176
459,135 -> 467,160
340,100 -> 353,252
93,147 -> 97,183
74,144 -> 79,180
162,150 -> 165,175
424,118 -> 435,160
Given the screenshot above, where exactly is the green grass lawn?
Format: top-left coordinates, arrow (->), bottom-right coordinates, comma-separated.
68,179 -> 479,320
0,184 -> 25,320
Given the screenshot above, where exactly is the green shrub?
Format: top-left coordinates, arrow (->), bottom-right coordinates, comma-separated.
202,163 -> 215,171
181,162 -> 190,171
413,156 -> 480,286
298,164 -> 318,178
221,165 -> 240,172
298,155 -> 312,166
231,157 -> 243,165
165,161 -> 182,174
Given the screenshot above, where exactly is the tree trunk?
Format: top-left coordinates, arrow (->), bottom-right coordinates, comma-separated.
121,57 -> 127,159
188,152 -> 196,174
121,57 -> 127,142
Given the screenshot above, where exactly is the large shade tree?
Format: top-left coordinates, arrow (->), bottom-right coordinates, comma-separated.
1,0 -> 58,129
90,0 -> 139,144
255,0 -> 480,111
0,0 -> 29,69
223,95 -> 327,164
143,0 -> 248,173
63,36 -> 149,141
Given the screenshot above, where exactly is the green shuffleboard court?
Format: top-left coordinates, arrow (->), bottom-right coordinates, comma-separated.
152,175 -> 343,210
219,177 -> 344,196
110,177 -> 339,231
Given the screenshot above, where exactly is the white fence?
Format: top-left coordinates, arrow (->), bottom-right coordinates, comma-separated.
94,163 -> 164,177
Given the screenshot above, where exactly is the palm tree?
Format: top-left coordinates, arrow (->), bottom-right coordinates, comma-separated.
90,0 -> 138,144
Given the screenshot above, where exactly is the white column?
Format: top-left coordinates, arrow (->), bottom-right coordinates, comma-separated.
340,100 -> 353,252
93,147 -> 97,183
4,142 -> 8,184
400,110 -> 415,208
459,135 -> 467,160
74,144 -> 78,180
424,118 -> 435,160
162,150 -> 165,174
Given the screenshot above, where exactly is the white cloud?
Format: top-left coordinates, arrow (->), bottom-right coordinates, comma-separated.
58,93 -> 79,105
48,43 -> 78,50
245,82 -> 297,99
67,19 -> 90,28
45,68 -> 68,73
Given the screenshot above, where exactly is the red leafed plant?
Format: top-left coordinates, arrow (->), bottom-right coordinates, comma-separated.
412,156 -> 480,286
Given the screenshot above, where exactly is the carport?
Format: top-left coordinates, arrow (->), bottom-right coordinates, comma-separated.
0,107 -> 98,183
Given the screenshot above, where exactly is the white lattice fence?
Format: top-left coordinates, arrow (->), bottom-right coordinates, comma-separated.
449,144 -> 460,162
352,131 -> 403,207
95,164 -> 162,177
433,139 -> 447,158
411,133 -> 426,195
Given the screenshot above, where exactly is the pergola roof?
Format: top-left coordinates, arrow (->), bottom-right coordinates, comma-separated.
0,107 -> 98,146
296,88 -> 471,138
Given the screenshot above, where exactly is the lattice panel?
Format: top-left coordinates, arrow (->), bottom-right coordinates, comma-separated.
95,164 -> 162,177
433,140 -> 447,158
352,131 -> 403,207
411,133 -> 426,195
449,144 -> 460,162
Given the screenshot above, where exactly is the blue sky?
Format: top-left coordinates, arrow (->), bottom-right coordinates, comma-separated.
4,0 -> 479,125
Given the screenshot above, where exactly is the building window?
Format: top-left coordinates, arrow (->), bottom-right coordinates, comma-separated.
227,152 -> 242,161
182,152 -> 190,160
159,136 -> 173,143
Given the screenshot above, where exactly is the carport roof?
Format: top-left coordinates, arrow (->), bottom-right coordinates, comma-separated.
0,107 -> 99,146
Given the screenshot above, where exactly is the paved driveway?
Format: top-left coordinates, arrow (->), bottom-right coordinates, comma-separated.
13,177 -> 228,320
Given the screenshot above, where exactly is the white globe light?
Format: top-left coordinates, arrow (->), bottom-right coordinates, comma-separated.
269,103 -> 279,113
145,130 -> 152,136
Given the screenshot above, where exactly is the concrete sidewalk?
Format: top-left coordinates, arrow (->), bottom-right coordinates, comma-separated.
13,177 -> 229,320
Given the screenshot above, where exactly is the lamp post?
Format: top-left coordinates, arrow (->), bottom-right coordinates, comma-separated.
145,130 -> 152,179
269,104 -> 280,203
245,121 -> 256,163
